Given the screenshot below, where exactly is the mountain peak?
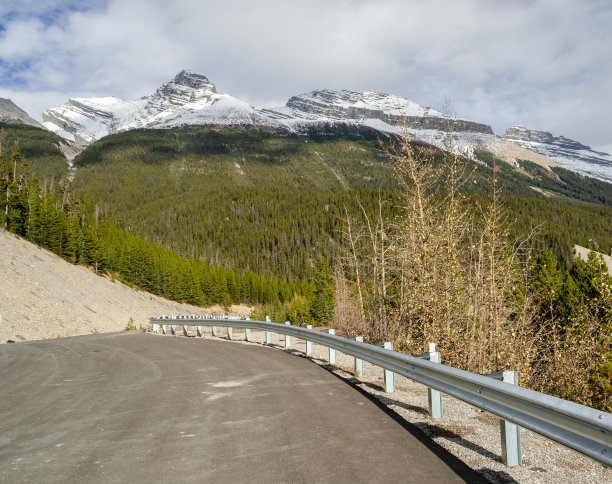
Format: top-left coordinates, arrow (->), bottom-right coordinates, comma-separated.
0,98 -> 44,128
144,70 -> 218,113
171,70 -> 216,91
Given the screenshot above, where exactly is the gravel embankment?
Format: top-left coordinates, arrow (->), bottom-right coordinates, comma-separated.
0,229 -> 246,344
167,326 -> 609,484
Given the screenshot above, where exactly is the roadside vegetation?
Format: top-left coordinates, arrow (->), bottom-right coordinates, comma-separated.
334,132 -> 611,411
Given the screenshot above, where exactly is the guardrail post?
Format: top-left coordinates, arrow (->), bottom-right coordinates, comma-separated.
306,325 -> 313,355
427,343 -> 442,418
383,342 -> 395,393
284,322 -> 291,347
328,329 -> 336,364
428,343 -> 443,419
501,371 -> 522,467
265,316 -> 272,344
227,327 -> 233,340
245,328 -> 251,342
354,336 -> 363,377
197,325 -> 202,337
212,325 -> 217,337
153,323 -> 160,333
183,325 -> 188,337
162,324 -> 167,334
171,325 -> 177,335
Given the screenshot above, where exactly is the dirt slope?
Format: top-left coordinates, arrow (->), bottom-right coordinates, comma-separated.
0,229 -> 247,344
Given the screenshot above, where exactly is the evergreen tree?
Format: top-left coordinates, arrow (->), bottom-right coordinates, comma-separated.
310,256 -> 335,326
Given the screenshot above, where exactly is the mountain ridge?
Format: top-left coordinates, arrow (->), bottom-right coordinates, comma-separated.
5,69 -> 612,182
503,125 -> 612,182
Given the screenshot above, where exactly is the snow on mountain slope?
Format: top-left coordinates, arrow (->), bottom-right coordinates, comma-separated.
266,88 -> 497,158
503,126 -> 612,183
281,89 -> 493,134
42,71 -> 267,144
42,96 -> 146,144
41,71 -> 495,150
284,89 -> 443,119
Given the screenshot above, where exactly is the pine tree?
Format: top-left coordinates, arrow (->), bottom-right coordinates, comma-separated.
310,256 -> 335,326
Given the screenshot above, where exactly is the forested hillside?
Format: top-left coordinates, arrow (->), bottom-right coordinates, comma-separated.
0,140 -> 305,309
0,122 -> 69,181
72,125 -> 612,280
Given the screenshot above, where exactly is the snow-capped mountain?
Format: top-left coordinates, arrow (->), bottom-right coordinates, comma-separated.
282,89 -> 493,134
270,88 -> 501,159
503,126 -> 612,183
0,98 -> 44,128
42,71 -> 499,155
40,70 -> 612,183
42,71 -> 270,145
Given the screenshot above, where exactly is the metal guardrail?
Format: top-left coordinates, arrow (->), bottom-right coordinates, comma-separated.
150,316 -> 612,467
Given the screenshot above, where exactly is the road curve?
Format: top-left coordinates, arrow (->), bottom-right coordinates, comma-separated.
0,332 -> 485,483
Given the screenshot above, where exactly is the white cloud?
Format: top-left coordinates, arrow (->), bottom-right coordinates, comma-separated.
0,0 -> 611,148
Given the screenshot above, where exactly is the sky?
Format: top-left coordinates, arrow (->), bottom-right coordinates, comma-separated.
1,0 -> 611,153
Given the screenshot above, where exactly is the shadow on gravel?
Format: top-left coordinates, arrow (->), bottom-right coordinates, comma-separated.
370,391 -> 431,416
480,468 -> 520,484
419,423 -> 502,463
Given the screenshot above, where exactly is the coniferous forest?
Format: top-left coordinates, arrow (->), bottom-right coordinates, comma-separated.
0,133 -> 307,309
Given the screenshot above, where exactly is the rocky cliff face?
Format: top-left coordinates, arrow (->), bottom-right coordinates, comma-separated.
143,71 -> 217,116
0,98 -> 44,128
503,126 -> 612,182
285,89 -> 494,135
504,126 -> 591,151
42,97 -> 144,145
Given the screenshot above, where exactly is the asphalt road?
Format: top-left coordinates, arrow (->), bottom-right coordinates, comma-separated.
0,332 -> 485,483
